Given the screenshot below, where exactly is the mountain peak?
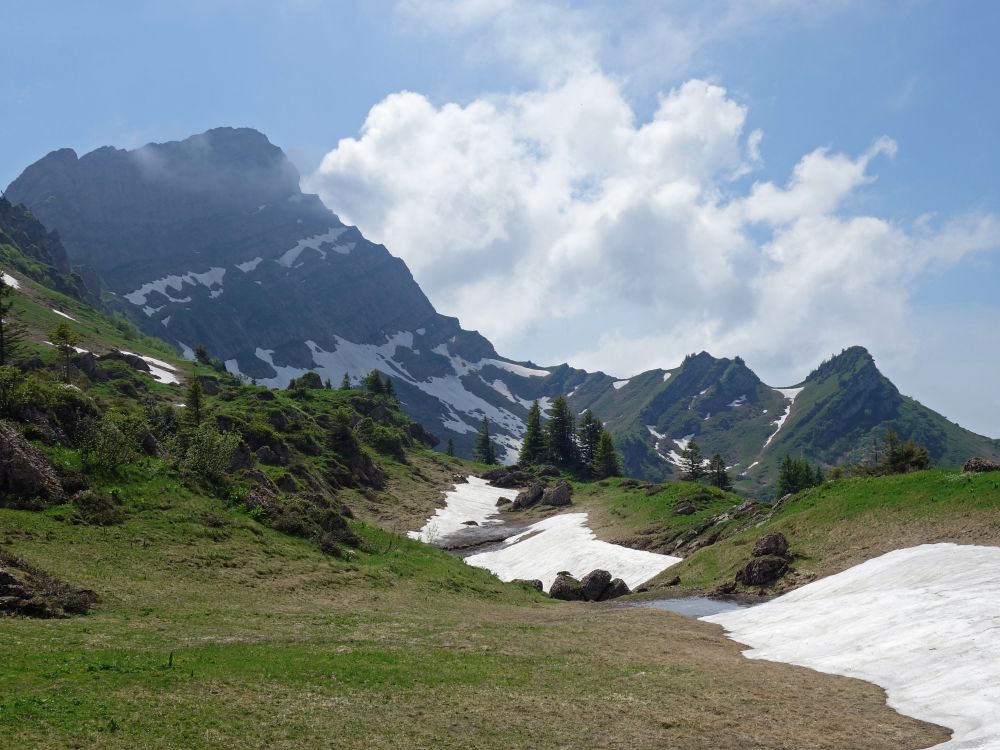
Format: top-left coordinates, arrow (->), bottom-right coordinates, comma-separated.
806,346 -> 877,382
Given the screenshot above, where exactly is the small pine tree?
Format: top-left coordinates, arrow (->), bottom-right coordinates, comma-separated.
679,439 -> 705,480
384,376 -> 396,402
185,378 -> 203,427
362,369 -> 384,395
0,275 -> 25,367
592,429 -> 621,478
577,410 -> 603,468
340,373 -> 352,390
324,378 -> 332,390
777,454 -> 822,497
708,453 -> 732,491
474,417 -> 497,465
445,438 -> 455,457
544,395 -> 577,466
49,322 -> 80,383
194,343 -> 211,364
518,400 -> 546,465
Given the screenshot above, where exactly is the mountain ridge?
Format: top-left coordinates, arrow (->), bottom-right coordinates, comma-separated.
7,127 -> 997,489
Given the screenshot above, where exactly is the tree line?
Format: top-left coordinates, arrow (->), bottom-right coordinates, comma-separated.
471,395 -> 621,479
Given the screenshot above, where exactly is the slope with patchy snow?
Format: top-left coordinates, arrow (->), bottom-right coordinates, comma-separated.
408,477 -> 516,543
704,544 -> 1000,750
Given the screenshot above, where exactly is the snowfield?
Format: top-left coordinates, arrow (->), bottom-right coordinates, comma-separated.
408,477 -> 516,542
1,271 -> 20,289
466,512 -> 681,591
704,544 -> 1000,750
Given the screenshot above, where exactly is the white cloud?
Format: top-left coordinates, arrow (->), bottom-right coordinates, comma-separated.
305,0 -> 1000,405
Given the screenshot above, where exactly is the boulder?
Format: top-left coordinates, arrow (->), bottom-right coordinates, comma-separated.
664,576 -> 681,587
72,352 -> 108,382
536,464 -> 560,477
255,445 -> 280,465
964,457 -> 1000,473
197,376 -> 221,396
0,422 -> 65,509
227,441 -> 254,472
600,578 -> 631,600
100,350 -> 150,372
674,503 -> 697,516
495,497 -> 511,508
482,467 -> 533,488
549,572 -> 584,601
461,520 -> 479,526
451,474 -> 469,484
511,482 -> 544,510
541,480 -> 572,507
752,532 -> 789,558
139,430 -> 161,457
736,555 -> 789,586
580,569 -> 612,601
512,579 -> 543,591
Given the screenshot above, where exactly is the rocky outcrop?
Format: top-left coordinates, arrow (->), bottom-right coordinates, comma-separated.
0,422 -> 65,509
602,578 -> 631,600
736,555 -> 789,586
481,466 -> 533,488
752,532 -> 789,558
549,572 -> 584,601
964,457 -> 1000,473
0,552 -> 99,618
580,569 -> 612,601
510,482 -> 544,510
541,480 -> 572,507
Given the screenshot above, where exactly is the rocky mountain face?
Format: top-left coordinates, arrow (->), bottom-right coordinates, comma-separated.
0,196 -> 92,303
8,128 -> 998,489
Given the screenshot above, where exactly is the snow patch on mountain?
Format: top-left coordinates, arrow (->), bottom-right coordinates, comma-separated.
728,395 -> 747,407
408,476 -> 515,543
646,425 -> 666,441
124,267 -> 226,306
2,272 -> 22,290
276,227 -> 349,267
51,309 -> 77,322
236,257 -> 263,272
613,379 -> 630,390
662,372 -> 672,382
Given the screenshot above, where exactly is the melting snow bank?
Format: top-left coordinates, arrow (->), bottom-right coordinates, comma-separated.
465,513 -> 680,592
408,477 -> 516,543
1,272 -> 21,289
703,544 -> 1000,749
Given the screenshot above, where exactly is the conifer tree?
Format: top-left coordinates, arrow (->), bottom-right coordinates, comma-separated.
445,438 -> 455,457
518,400 -> 546,465
576,409 -> 603,467
474,417 -> 497,465
592,430 -> 621,478
708,453 -> 732,490
384,376 -> 396,402
0,275 -> 25,367
49,322 -> 79,383
340,373 -> 352,390
362,369 -> 384,395
679,439 -> 705,480
185,378 -> 203,427
544,395 -> 577,466
194,343 -> 211,364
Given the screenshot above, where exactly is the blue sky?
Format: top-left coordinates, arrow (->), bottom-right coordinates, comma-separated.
3,1 -> 999,434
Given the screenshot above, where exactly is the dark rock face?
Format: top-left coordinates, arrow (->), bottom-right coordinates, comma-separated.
601,578 -> 631,600
752,532 -> 789,558
541,480 -> 572,507
511,482 -> 544,510
0,422 -> 65,508
99,350 -> 150,373
255,445 -> 283,466
736,555 -> 789,586
674,503 -> 696,516
580,569 -> 612,601
511,579 -> 543,591
0,553 -> 99,618
481,466 -> 533,488
549,573 -> 584,601
964,457 -> 1000,473
72,352 -> 108,382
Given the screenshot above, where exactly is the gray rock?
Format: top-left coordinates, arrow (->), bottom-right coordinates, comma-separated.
255,445 -> 280,465
736,555 -> 788,586
580,569 -> 612,601
549,572 -> 584,601
964,457 -> 1000,473
600,578 -> 631,600
511,482 -> 544,510
0,422 -> 65,509
674,503 -> 697,516
541,480 -> 572,507
752,532 -> 789,558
